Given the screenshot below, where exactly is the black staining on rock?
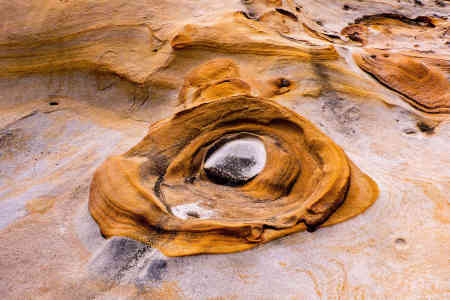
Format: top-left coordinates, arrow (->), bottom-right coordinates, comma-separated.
184,176 -> 196,184
354,14 -> 435,28
129,84 -> 150,111
146,259 -> 168,282
49,101 -> 59,106
95,71 -> 119,91
139,152 -> 169,178
348,32 -> 363,42
0,128 -> 27,159
88,237 -> 153,283
343,4 -> 351,11
343,106 -> 361,122
204,137 -> 266,186
435,0 -> 447,7
316,20 -> 323,26
414,0 -> 424,6
324,33 -> 341,39
295,6 -> 301,12
416,121 -> 435,134
370,55 -> 377,59
321,95 -> 361,136
0,129 -> 18,150
205,155 -> 257,186
403,128 -> 417,135
275,8 -> 298,21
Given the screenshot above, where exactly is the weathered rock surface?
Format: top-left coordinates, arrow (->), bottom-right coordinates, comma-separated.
0,0 -> 449,299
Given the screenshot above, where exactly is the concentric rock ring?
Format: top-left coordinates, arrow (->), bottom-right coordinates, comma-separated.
89,95 -> 378,256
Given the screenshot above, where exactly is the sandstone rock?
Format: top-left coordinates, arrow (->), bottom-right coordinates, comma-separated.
0,0 -> 449,299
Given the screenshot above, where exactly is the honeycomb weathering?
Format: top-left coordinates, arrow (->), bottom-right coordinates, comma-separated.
89,92 -> 378,256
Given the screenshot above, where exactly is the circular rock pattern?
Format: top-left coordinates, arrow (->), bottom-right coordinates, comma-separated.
204,136 -> 267,186
89,95 -> 378,256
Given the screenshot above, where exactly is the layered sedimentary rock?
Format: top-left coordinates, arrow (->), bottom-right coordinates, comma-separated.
89,60 -> 378,256
1,0 -> 450,299
354,49 -> 450,114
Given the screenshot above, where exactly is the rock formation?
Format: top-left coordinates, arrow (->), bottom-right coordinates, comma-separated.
0,0 -> 449,298
89,60 -> 378,256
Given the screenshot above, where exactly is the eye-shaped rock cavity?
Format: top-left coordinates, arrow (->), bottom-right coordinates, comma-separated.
204,137 -> 267,186
89,95 -> 378,256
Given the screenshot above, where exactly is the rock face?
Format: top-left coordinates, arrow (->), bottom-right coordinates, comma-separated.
0,0 -> 449,299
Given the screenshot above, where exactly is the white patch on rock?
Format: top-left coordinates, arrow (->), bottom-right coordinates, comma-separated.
204,137 -> 266,182
171,202 -> 215,220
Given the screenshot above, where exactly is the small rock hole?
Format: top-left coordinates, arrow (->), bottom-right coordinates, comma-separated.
370,55 -> 377,59
277,78 -> 291,88
395,238 -> 407,249
49,101 -> 59,106
416,121 -> 434,134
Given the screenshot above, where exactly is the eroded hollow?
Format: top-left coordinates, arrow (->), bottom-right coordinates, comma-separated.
204,136 -> 267,186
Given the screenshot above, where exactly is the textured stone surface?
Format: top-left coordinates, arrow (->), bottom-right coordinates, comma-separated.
204,137 -> 267,186
0,0 -> 449,299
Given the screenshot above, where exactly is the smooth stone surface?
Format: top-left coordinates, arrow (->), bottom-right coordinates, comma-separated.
204,137 -> 267,186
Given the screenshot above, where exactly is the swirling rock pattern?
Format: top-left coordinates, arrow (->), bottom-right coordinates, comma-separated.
1,0 -> 449,298
354,49 -> 450,114
89,63 -> 378,256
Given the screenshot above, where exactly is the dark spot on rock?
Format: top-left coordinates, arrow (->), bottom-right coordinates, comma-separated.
295,6 -> 301,12
88,237 -> 152,282
343,4 -> 351,10
205,156 -> 256,186
275,8 -> 298,21
184,176 -> 196,184
403,128 -> 417,135
343,106 -> 361,122
187,211 -> 200,218
414,0 -> 424,6
348,32 -> 363,42
324,33 -> 341,39
355,14 -> 435,28
316,20 -> 323,26
370,55 -> 377,59
417,121 -> 435,134
49,101 -> 59,106
435,0 -> 447,7
276,78 -> 291,88
383,54 -> 390,58
394,238 -> 408,249
147,259 -> 168,281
